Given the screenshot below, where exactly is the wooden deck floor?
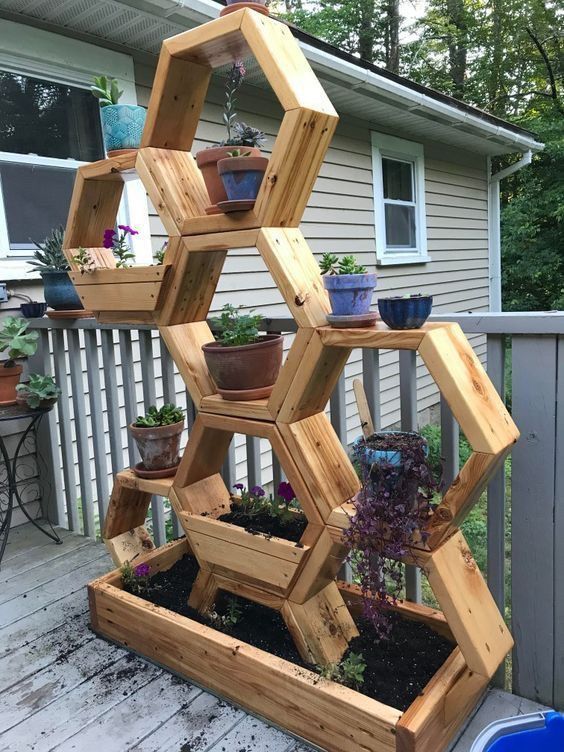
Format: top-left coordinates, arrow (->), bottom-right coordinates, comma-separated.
0,524 -> 549,752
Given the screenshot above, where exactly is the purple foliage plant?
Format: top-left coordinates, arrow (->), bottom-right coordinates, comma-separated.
343,432 -> 439,638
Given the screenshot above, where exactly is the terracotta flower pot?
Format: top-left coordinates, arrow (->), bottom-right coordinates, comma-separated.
196,146 -> 261,213
220,1 -> 269,17
202,334 -> 283,401
0,364 -> 23,407
129,419 -> 185,471
15,392 -> 58,411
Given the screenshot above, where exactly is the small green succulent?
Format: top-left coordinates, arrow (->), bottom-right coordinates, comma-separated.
135,404 -> 184,428
16,374 -> 61,408
0,317 -> 39,366
319,253 -> 367,275
91,75 -> 123,107
29,227 -> 69,273
316,651 -> 366,690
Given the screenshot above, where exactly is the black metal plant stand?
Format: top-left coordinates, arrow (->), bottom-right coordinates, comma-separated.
0,404 -> 62,564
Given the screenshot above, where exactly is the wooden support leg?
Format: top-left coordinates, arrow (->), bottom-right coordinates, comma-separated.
188,568 -> 220,612
282,582 -> 359,666
103,478 -> 153,539
105,526 -> 155,567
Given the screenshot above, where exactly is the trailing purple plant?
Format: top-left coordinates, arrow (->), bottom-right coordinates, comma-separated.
344,432 -> 439,638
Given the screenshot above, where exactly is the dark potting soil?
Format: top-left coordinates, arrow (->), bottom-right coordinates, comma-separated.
143,554 -> 454,712
217,509 -> 307,543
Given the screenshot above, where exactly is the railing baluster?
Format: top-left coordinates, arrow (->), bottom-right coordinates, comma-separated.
101,329 -> 123,477
440,397 -> 459,487
362,348 -> 381,431
85,329 -> 110,528
272,453 -> 283,491
67,330 -> 95,538
160,339 -> 180,538
330,372 -> 347,444
29,330 -> 64,525
119,329 -> 138,468
486,333 -> 507,688
222,439 -> 236,489
246,435 -> 261,488
52,329 -> 79,532
399,349 -> 421,603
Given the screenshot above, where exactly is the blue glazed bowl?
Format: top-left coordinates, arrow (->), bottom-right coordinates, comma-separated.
353,431 -> 428,471
323,273 -> 377,316
41,271 -> 83,311
100,104 -> 146,152
20,302 -> 47,318
378,295 -> 433,330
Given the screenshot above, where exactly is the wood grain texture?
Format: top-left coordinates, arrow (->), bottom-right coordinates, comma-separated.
96,311 -> 155,325
159,322 -> 216,406
164,10 -> 247,65
74,280 -> 166,312
199,394 -> 274,421
79,152 -> 137,180
425,451 -> 508,549
141,46 -> 211,151
353,378 -> 375,437
105,526 -> 155,567
137,147 -> 209,235
254,108 -> 337,227
70,266 -> 169,286
276,329 -> 351,422
116,468 -> 174,497
419,324 -> 519,454
423,531 -> 513,678
288,526 -> 349,604
267,328 -> 316,419
187,568 -> 218,612
256,228 -> 330,327
91,579 -> 400,752
278,413 -> 361,520
63,173 -> 123,250
155,242 -> 226,325
174,416 -> 234,488
282,582 -> 358,665
318,324 -> 427,350
65,246 -> 116,272
170,475 -> 231,518
103,479 -> 152,539
182,229 -> 260,251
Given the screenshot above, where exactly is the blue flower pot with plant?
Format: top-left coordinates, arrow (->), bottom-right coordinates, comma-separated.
29,226 -> 84,311
378,294 -> 433,330
320,253 -> 376,316
91,76 -> 146,153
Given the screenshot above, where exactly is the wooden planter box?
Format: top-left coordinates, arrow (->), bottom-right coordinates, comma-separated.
69,265 -> 171,312
181,512 -> 312,597
89,538 -> 488,752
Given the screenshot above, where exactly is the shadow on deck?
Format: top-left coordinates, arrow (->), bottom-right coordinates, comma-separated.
0,524 -> 549,752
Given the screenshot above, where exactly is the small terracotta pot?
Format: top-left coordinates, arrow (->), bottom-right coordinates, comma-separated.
202,334 -> 283,401
220,1 -> 269,16
196,146 -> 261,212
129,419 -> 185,471
0,364 -> 23,407
15,392 -> 58,411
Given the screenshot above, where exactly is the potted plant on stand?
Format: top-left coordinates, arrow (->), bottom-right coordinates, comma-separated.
91,76 -> 146,156
202,304 -> 283,401
217,149 -> 269,212
16,374 -> 61,410
0,317 -> 39,406
29,226 -> 88,317
220,0 -> 269,18
320,253 -> 377,328
196,62 -> 266,215
129,404 -> 185,479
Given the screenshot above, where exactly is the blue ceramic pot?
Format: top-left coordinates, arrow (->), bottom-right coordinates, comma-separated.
217,156 -> 269,201
41,271 -> 82,311
353,431 -> 428,471
323,273 -> 377,316
378,295 -> 433,330
20,302 -> 47,319
100,104 -> 146,152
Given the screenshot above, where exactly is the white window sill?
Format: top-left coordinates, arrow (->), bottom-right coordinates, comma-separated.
0,259 -> 41,282
376,254 -> 431,266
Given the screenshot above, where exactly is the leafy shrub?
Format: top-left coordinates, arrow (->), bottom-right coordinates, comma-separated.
16,373 -> 61,408
0,317 -> 39,366
317,652 -> 366,690
419,424 -> 472,477
210,304 -> 263,347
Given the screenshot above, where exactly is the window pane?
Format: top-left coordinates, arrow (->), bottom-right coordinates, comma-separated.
0,162 -> 75,251
385,204 -> 416,248
0,71 -> 104,161
382,158 -> 413,201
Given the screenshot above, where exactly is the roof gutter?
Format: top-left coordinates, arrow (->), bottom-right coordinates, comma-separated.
488,151 -> 533,311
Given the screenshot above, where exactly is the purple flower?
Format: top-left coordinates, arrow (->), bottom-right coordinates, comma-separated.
277,481 -> 295,503
250,485 -> 265,497
233,483 -> 244,491
134,563 -> 150,578
103,228 -> 116,248
118,224 -> 138,236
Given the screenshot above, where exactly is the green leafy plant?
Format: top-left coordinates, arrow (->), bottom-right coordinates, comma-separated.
317,652 -> 366,690
0,317 -> 39,367
72,247 -> 96,274
134,404 -> 184,428
91,75 -> 123,107
231,482 -> 300,527
154,242 -> 167,265
16,373 -> 61,408
226,149 -> 252,157
217,62 -> 266,148
210,304 -> 263,347
207,597 -> 243,631
29,226 -> 69,272
319,253 -> 367,275
103,226 -> 137,269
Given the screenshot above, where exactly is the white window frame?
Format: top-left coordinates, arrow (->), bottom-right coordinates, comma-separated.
371,131 -> 430,266
0,20 -> 151,280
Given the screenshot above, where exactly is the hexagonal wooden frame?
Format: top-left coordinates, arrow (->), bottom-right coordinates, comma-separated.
139,8 -> 339,236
